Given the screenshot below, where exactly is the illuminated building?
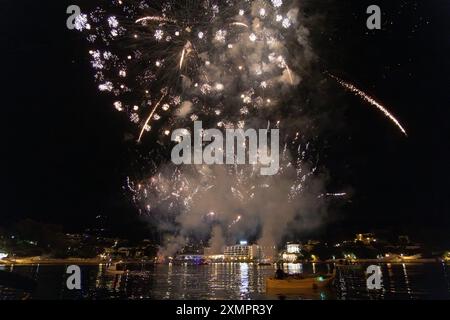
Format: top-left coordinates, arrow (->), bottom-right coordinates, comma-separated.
281,243 -> 302,262
287,243 -> 301,253
282,253 -> 298,263
222,243 -> 274,262
355,233 -> 377,245
224,244 -> 256,261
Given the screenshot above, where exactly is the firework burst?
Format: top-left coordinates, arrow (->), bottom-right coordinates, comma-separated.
75,0 -> 302,143
73,0 -> 377,254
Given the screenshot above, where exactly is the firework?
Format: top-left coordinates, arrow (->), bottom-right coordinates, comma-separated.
328,73 -> 408,137
74,0 -> 301,141
129,140 -> 322,245
74,0 -> 332,252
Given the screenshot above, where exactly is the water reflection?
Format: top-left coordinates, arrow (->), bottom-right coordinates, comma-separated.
1,263 -> 449,300
402,263 -> 412,298
284,263 -> 303,275
239,263 -> 249,297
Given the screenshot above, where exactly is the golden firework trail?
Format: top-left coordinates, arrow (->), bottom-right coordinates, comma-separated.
230,22 -> 249,28
179,41 -> 192,70
179,48 -> 186,70
329,73 -> 408,137
135,16 -> 177,24
138,90 -> 168,143
286,65 -> 294,85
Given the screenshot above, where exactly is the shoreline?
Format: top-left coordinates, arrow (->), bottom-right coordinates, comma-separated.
0,258 -> 155,266
1,258 -> 103,266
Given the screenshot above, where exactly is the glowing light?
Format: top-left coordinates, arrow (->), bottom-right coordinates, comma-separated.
215,30 -> 227,43
154,29 -> 164,41
108,16 -> 119,28
74,14 -> 91,31
282,18 -> 291,28
114,101 -> 123,111
272,0 -> 283,8
99,82 -> 113,92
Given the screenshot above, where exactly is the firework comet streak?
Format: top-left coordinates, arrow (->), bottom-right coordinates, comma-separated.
138,90 -> 168,143
328,73 -> 408,136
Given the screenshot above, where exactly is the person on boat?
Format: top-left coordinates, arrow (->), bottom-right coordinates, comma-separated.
275,266 -> 287,279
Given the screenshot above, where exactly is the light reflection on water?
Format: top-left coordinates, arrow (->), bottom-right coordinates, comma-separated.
1,263 -> 449,300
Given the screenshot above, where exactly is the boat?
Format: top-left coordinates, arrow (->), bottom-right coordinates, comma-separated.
266,270 -> 336,290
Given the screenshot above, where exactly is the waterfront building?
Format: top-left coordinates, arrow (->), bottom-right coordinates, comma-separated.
286,243 -> 302,253
281,252 -> 298,262
221,243 -> 275,262
355,233 -> 377,245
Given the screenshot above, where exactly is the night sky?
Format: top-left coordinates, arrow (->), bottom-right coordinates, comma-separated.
1,1 -> 449,243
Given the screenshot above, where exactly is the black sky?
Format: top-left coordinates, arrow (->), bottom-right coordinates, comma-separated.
1,1 -> 449,242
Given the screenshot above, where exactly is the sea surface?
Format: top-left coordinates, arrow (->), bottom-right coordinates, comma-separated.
1,262 -> 449,300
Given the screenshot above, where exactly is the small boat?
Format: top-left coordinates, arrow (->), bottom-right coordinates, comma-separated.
266,270 -> 335,290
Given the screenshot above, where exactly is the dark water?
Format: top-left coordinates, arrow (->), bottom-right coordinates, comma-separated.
1,263 -> 450,300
